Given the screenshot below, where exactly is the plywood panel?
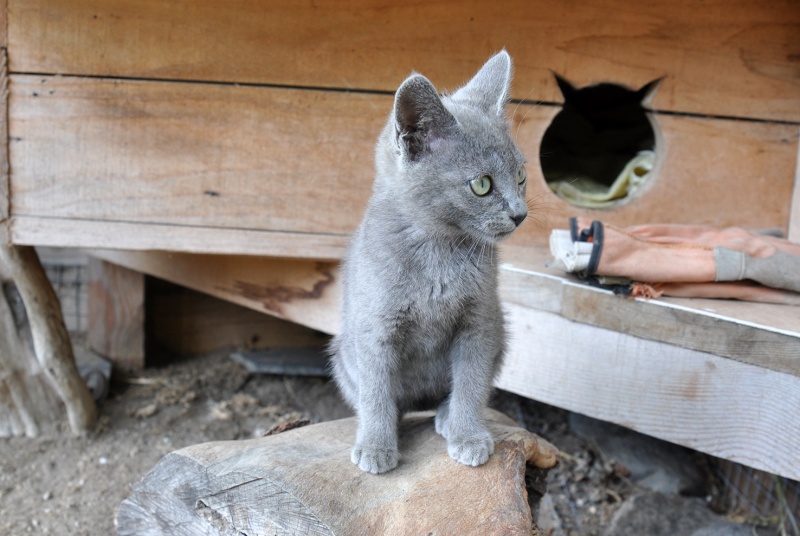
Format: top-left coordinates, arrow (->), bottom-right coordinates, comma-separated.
10,76 -> 798,253
9,0 -> 800,122
496,303 -> 800,480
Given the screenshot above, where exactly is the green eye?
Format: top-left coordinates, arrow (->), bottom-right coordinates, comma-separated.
517,167 -> 527,185
470,175 -> 492,196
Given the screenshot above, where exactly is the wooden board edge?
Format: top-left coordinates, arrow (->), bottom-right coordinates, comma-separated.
496,302 -> 800,481
499,259 -> 800,377
9,216 -> 349,261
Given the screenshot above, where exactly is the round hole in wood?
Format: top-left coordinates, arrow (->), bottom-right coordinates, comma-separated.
539,75 -> 663,209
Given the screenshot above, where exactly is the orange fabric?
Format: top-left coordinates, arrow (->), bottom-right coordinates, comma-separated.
570,218 -> 800,304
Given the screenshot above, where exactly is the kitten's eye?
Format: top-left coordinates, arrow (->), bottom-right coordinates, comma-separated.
517,167 -> 527,185
470,175 -> 492,196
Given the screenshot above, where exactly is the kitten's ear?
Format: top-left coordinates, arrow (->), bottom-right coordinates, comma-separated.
553,73 -> 578,102
453,50 -> 512,115
636,77 -> 664,107
394,74 -> 457,160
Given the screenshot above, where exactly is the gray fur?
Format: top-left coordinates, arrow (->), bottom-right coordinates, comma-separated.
331,51 -> 528,474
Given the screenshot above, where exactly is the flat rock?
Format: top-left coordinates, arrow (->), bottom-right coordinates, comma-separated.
116,408 -> 559,535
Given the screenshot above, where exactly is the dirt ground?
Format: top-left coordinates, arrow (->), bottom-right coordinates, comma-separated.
0,343 -> 751,535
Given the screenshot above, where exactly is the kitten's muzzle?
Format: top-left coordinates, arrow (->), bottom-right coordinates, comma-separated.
511,213 -> 527,227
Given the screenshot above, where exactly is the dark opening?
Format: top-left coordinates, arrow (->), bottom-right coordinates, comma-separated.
540,76 -> 661,208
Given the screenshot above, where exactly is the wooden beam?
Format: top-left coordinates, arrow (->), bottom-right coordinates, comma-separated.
87,258 -> 145,369
496,302 -> 800,481
91,250 -> 340,335
9,75 -> 798,254
9,0 -> 800,122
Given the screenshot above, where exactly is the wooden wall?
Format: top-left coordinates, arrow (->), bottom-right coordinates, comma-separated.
2,0 -> 799,256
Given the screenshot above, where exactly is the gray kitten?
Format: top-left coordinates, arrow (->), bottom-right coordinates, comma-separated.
331,51 -> 528,474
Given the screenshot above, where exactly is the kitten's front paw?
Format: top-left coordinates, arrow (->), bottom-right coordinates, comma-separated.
351,444 -> 399,474
447,432 -> 495,467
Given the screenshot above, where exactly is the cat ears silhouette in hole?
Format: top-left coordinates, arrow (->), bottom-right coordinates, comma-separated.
539,74 -> 664,208
553,73 -> 663,109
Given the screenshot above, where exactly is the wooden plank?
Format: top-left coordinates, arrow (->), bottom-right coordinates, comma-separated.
87,258 -> 144,369
10,217 -> 350,260
496,302 -> 800,481
8,75 -> 378,237
9,0 -> 800,122
10,76 -> 798,252
147,278 -> 328,357
91,250 -> 341,335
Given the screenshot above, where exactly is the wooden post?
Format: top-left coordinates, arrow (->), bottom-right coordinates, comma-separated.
88,258 -> 145,369
0,245 -> 97,435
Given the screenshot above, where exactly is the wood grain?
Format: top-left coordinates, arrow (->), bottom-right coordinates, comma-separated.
9,75 -> 798,253
87,258 -> 144,369
9,0 -> 800,121
91,250 -> 341,335
496,302 -> 800,481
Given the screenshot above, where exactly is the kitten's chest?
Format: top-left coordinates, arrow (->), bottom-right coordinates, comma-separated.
400,244 -> 493,311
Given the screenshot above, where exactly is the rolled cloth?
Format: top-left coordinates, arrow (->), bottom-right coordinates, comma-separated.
550,217 -> 800,305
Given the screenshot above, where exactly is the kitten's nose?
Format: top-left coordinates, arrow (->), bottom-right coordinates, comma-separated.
511,213 -> 527,227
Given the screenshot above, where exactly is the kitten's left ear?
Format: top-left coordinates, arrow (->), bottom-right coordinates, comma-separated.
394,74 -> 457,161
453,50 -> 512,115
636,77 -> 664,107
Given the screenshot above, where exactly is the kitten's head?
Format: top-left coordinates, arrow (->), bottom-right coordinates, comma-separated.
376,50 -> 528,244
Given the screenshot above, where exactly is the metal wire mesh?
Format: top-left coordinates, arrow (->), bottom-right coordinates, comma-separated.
38,247 -> 89,334
711,458 -> 799,533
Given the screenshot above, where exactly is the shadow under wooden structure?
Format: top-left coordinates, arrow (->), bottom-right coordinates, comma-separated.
0,0 -> 798,484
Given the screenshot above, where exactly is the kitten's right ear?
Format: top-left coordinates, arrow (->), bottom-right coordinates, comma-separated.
553,73 -> 578,102
393,74 -> 457,161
